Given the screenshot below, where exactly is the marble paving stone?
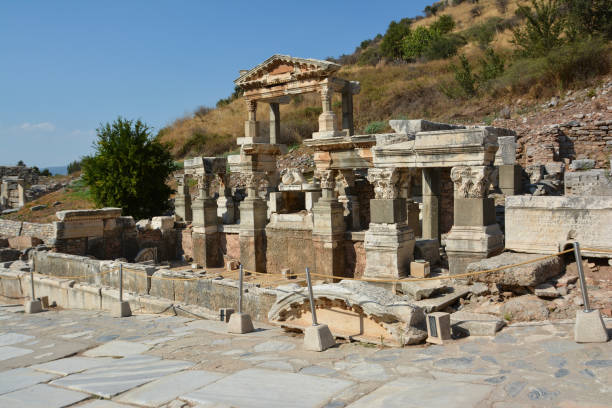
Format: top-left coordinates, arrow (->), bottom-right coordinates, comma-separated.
257,360 -> 295,371
0,339 -> 93,370
187,319 -> 280,337
0,367 -> 58,395
345,362 -> 389,381
60,330 -> 95,339
0,345 -> 33,361
33,356 -> 116,375
0,332 -> 35,346
75,401 -> 132,408
181,368 -> 353,408
83,340 -> 151,357
0,383 -> 89,408
346,377 -> 493,408
253,340 -> 296,353
51,355 -> 193,398
116,370 -> 224,407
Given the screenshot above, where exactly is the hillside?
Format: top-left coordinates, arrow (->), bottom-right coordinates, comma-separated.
157,0 -> 612,159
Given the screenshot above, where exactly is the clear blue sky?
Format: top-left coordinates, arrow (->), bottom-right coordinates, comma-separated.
0,0 -> 430,168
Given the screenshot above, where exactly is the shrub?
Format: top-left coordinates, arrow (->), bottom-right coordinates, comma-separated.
430,14 -> 455,34
423,34 -> 466,60
512,0 -> 564,57
194,106 -> 212,117
544,38 -> 611,88
82,117 -> 176,219
402,27 -> 435,61
358,44 -> 382,66
364,121 -> 387,134
479,48 -> 505,81
177,132 -> 235,158
380,18 -> 412,60
564,0 -> 612,40
451,55 -> 477,97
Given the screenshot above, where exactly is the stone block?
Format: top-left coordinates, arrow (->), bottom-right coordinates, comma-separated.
304,324 -> 335,352
574,309 -> 609,343
388,119 -> 464,135
25,299 -> 43,314
450,311 -> 505,336
501,295 -> 549,321
570,159 -> 595,171
112,300 -> 132,317
414,239 -> 440,266
453,198 -> 496,227
227,312 -> 254,334
370,198 -> 406,224
505,196 -> 612,257
151,216 -> 174,231
445,224 -> 504,275
426,312 -> 451,344
399,279 -> 447,301
305,191 -> 322,212
364,223 -> 414,279
565,169 -> 612,196
467,252 -> 562,289
535,283 -> 560,298
499,164 -> 522,195
410,260 -> 430,278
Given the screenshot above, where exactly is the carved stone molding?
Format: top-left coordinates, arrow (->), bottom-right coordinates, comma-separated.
315,169 -> 337,190
246,100 -> 257,121
196,174 -> 215,198
450,166 -> 493,199
367,168 -> 401,199
280,168 -> 306,186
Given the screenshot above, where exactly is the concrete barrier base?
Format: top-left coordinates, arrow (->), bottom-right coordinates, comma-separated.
227,312 -> 254,334
574,309 -> 609,343
112,301 -> 132,318
304,324 -> 335,352
25,299 -> 43,314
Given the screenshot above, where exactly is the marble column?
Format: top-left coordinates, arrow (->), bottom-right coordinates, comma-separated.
174,174 -> 192,223
337,170 -> 360,231
191,174 -> 223,268
422,168 -> 441,242
239,172 -> 268,273
445,166 -> 504,275
269,102 -> 280,145
216,173 -> 235,224
244,100 -> 259,140
312,169 -> 345,277
364,168 -> 415,279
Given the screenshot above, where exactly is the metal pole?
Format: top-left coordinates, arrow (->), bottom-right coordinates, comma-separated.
30,270 -> 35,301
119,264 -> 124,303
238,265 -> 243,314
305,267 -> 318,326
573,242 -> 591,312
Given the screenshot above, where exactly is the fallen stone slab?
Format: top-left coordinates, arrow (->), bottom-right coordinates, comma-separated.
399,279 -> 448,301
535,283 -> 560,298
414,286 -> 471,313
8,236 -> 43,251
451,311 -> 505,336
466,252 -> 562,290
501,295 -> 549,322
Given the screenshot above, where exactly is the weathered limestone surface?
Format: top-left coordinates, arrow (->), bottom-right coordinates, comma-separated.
466,252 -> 563,288
450,311 -> 505,336
388,119 -> 464,136
268,280 -> 426,345
505,196 -> 612,258
564,169 -> 612,196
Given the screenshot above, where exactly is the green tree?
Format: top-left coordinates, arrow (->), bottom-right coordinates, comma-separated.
67,159 -> 82,174
82,117 -> 176,219
380,18 -> 412,60
430,14 -> 456,34
402,26 -> 436,60
563,0 -> 612,40
479,48 -> 505,81
511,0 -> 565,57
451,54 -> 477,97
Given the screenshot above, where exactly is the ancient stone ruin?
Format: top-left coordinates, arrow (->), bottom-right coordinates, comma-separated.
1,55 -> 611,345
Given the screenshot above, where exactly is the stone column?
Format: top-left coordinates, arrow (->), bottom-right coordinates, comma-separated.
337,170 -> 360,231
313,84 -> 340,139
341,91 -> 354,136
269,102 -> 280,145
191,174 -> 223,268
364,168 -> 415,279
244,100 -> 259,140
0,180 -> 7,209
422,168 -> 441,242
399,169 -> 422,238
239,172 -> 268,273
174,174 -> 192,222
445,166 -> 504,275
216,173 -> 235,224
311,169 -> 345,277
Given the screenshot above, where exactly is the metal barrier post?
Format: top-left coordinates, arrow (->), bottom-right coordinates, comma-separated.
305,267 -> 318,326
119,264 -> 124,303
238,265 -> 243,314
573,242 -> 591,312
30,270 -> 36,301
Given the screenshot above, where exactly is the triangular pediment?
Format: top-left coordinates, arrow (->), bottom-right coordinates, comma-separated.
234,55 -> 341,88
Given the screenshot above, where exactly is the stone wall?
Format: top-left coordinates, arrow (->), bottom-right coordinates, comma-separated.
519,119 -> 612,168
505,196 -> 612,258
265,214 -> 314,274
0,166 -> 38,185
0,219 -> 56,244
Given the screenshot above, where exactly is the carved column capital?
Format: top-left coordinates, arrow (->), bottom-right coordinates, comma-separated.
320,84 -> 332,113
450,166 -> 493,199
315,169 -> 337,190
367,168 -> 401,199
244,172 -> 268,198
246,99 -> 257,121
196,174 -> 214,198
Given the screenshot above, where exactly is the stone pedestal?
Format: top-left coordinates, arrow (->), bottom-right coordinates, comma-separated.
574,309 -> 609,343
364,198 -> 415,279
499,164 -> 522,195
112,301 -> 132,317
239,196 -> 268,273
192,195 -> 223,268
25,299 -> 43,314
446,198 -> 504,275
304,324 -> 336,352
312,196 -> 345,278
228,312 -> 255,334
422,168 -> 441,241
217,196 -> 235,224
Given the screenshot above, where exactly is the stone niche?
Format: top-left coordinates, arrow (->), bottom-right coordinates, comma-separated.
505,196 -> 612,258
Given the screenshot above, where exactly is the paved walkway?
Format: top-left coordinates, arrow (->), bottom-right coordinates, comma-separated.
0,304 -> 611,408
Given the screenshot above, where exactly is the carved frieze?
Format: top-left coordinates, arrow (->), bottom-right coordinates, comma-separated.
367,168 -> 401,199
450,166 -> 493,199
